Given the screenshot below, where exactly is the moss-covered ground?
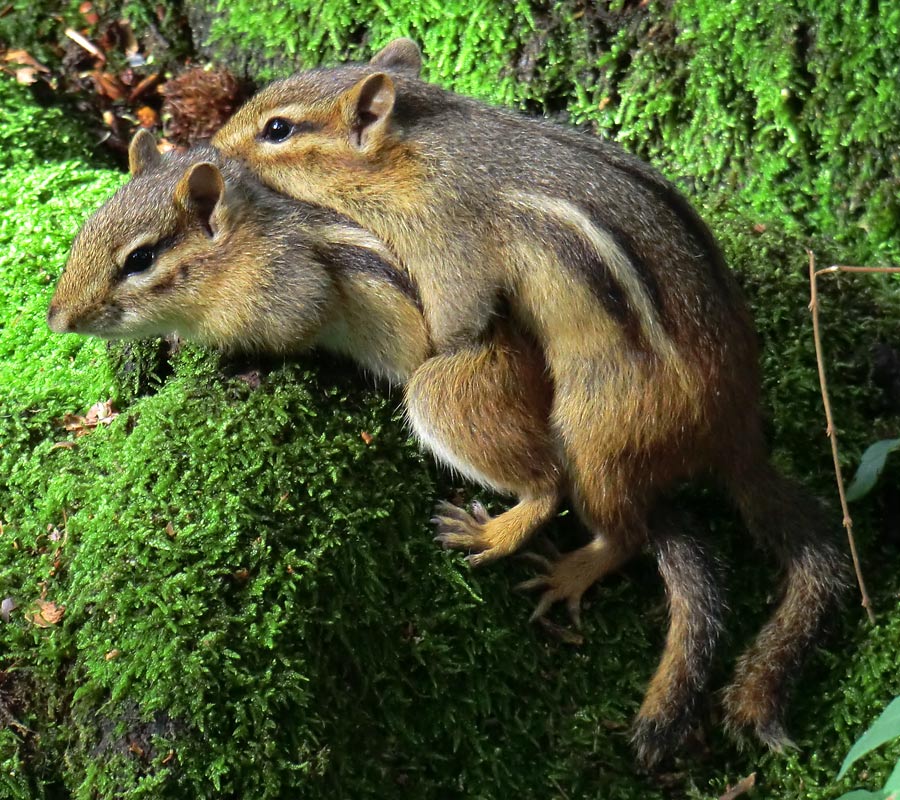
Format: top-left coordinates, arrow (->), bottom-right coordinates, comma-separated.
2,2 -> 900,798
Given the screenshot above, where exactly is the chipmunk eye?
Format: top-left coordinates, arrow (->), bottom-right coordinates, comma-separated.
123,246 -> 155,277
262,117 -> 295,143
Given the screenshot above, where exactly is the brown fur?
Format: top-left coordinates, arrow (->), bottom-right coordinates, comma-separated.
49,134 -> 569,592
212,38 -> 847,765
410,325 -> 562,566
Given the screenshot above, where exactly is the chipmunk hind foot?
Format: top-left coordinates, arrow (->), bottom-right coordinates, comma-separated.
517,535 -> 638,627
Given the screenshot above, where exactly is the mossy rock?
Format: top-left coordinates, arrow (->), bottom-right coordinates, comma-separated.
2,4 -> 900,797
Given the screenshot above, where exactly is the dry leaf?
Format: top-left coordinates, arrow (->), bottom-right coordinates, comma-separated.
61,399 -> 119,436
79,1 -> 99,25
720,773 -> 757,800
4,49 -> 50,72
360,431 -> 374,445
128,72 -> 161,103
105,649 -> 120,660
50,441 -> 77,451
30,599 -> 65,627
135,105 -> 159,128
15,67 -> 38,85
1,597 -> 16,623
93,70 -> 126,101
64,28 -> 104,61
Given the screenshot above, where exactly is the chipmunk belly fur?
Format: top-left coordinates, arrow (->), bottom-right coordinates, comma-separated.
212,38 -> 846,768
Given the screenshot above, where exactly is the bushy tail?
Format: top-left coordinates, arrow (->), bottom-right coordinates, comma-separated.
632,514 -> 724,768
723,460 -> 847,747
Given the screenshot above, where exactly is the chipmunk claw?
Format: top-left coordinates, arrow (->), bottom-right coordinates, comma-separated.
431,500 -> 499,565
516,545 -> 588,628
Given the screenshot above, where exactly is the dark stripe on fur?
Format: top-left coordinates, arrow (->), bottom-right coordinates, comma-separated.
319,242 -> 422,311
529,215 -> 650,352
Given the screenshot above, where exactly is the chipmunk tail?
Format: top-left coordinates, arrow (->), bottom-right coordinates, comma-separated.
722,456 -> 847,747
632,515 -> 724,768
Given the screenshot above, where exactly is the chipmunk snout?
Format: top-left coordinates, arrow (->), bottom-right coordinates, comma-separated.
47,301 -> 72,334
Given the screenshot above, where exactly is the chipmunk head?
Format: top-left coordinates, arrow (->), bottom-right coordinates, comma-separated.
49,132 -> 239,341
213,38 -> 424,206
50,131 -> 341,352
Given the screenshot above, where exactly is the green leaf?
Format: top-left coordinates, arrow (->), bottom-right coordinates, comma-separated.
834,792 -> 887,800
839,697 -> 900,779
884,757 -> 900,792
846,438 -> 900,502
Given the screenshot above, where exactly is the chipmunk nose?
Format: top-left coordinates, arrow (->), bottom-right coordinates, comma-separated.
47,302 -> 70,333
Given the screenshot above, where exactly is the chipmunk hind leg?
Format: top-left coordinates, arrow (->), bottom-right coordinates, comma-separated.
720,435 -> 847,749
521,358 -> 693,623
405,327 -> 563,564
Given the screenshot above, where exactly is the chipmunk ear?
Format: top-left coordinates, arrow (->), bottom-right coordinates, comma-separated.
175,162 -> 226,237
369,38 -> 422,77
128,129 -> 162,176
345,73 -> 396,150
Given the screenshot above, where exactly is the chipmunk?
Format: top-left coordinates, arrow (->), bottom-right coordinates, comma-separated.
212,39 -> 847,764
50,133 -> 730,768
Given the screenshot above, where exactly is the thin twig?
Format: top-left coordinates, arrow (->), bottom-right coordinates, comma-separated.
807,250 -> 877,623
719,772 -> 756,800
815,265 -> 900,276
64,28 -> 105,62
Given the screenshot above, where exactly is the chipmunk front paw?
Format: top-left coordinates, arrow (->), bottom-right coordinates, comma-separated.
431,500 -> 504,566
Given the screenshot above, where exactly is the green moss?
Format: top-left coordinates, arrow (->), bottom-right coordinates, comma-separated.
2,2 -> 900,796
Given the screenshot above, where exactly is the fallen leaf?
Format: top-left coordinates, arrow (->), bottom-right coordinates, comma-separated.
4,49 -> 50,72
119,20 -> 139,57
79,1 -> 99,25
719,773 -> 756,800
135,105 -> 159,128
165,522 -> 176,538
360,431 -> 374,445
29,599 -> 65,627
105,649 -> 120,660
1,597 -> 16,623
128,72 -> 161,103
61,399 -> 119,436
50,441 -> 77,451
93,70 -> 126,101
15,67 -> 38,85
